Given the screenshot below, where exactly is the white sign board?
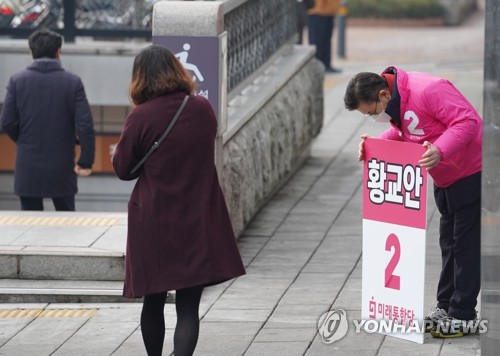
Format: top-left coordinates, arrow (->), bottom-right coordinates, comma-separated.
361,138 -> 428,344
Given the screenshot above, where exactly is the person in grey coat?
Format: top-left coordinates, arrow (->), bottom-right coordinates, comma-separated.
0,29 -> 95,211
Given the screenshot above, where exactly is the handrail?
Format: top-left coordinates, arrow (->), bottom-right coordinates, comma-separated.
221,0 -> 249,14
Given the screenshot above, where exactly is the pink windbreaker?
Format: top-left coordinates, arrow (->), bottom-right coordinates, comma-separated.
379,67 -> 482,188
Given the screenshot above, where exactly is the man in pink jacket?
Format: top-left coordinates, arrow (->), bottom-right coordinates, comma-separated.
344,67 -> 482,338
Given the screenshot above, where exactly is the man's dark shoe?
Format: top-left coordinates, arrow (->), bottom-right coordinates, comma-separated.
424,306 -> 447,333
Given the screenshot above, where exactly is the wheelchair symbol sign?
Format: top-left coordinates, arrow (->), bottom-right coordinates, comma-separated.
176,43 -> 204,83
153,35 -> 219,116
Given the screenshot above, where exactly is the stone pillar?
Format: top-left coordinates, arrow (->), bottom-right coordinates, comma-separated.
482,0 -> 500,352
152,1 -> 227,171
153,1 -> 223,36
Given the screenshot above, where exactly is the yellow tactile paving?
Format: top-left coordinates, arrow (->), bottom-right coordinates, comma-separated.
50,216 -> 63,225
323,77 -> 344,90
483,216 -> 500,225
0,215 -> 122,226
73,217 -> 86,225
0,216 -> 16,224
23,216 -> 36,225
0,309 -> 97,319
0,309 -> 42,319
40,217 -> 52,225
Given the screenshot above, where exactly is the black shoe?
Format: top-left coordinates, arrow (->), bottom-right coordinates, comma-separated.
424,306 -> 448,333
325,66 -> 342,73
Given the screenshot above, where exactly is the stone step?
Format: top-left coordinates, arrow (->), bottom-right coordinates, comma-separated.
0,279 -> 175,304
0,249 -> 124,281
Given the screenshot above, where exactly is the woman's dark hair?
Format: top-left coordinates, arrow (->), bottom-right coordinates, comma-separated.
344,72 -> 388,111
28,28 -> 62,59
129,45 -> 195,105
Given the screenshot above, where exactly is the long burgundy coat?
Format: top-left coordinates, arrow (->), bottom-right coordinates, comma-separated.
113,92 -> 245,298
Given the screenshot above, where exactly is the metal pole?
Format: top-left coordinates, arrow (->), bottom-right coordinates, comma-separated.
337,0 -> 348,59
133,0 -> 142,29
63,0 -> 76,43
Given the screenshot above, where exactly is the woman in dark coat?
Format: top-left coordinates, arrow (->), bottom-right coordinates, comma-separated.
113,45 -> 245,356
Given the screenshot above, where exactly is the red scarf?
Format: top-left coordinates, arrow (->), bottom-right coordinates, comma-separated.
383,73 -> 395,94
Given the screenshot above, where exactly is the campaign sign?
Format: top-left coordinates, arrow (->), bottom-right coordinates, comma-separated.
153,36 -> 219,117
361,138 -> 428,344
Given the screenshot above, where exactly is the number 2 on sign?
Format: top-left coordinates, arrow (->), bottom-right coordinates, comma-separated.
385,233 -> 401,290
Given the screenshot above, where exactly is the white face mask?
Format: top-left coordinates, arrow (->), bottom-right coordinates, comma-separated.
371,110 -> 392,123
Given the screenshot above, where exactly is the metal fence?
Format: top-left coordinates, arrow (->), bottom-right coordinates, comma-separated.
224,0 -> 297,92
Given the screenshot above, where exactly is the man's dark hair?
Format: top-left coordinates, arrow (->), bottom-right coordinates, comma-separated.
344,72 -> 388,111
28,29 -> 62,59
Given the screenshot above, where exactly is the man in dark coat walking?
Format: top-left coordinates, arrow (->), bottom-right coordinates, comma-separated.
1,29 -> 95,211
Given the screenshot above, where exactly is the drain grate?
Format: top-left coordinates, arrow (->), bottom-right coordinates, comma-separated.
0,309 -> 97,318
0,216 -> 122,226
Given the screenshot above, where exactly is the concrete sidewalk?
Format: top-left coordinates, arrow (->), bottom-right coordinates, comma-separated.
0,7 -> 485,356
0,65 -> 483,355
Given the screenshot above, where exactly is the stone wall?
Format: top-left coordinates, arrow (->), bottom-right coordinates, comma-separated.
222,57 -> 324,236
